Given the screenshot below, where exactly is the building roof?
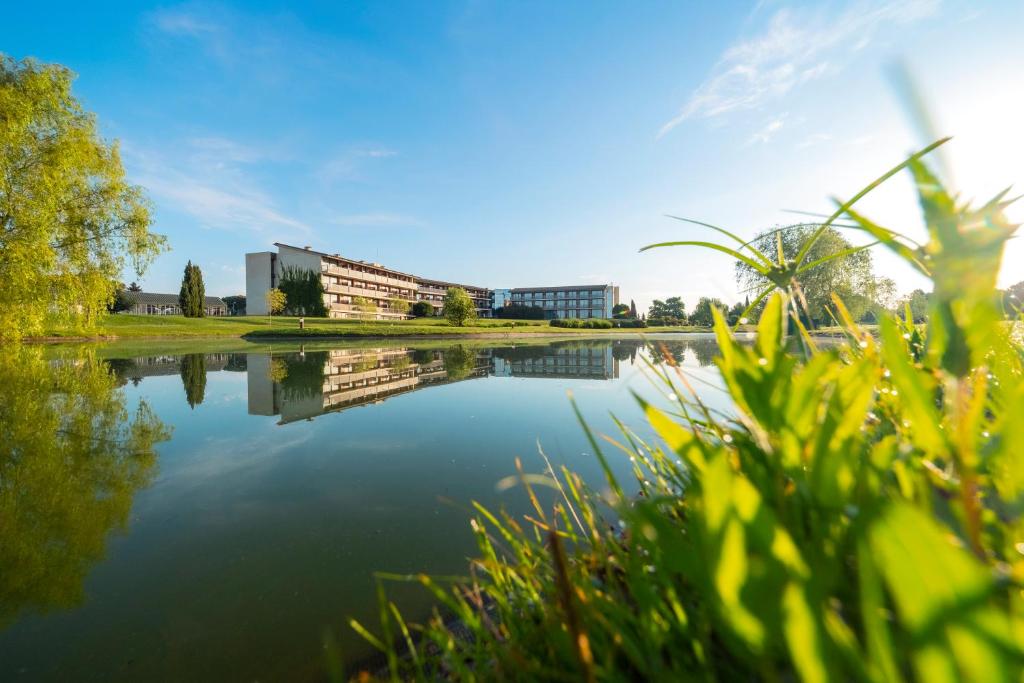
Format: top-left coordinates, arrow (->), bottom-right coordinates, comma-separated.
275,243 -> 420,280
510,284 -> 613,293
133,292 -> 226,307
415,276 -> 491,293
274,243 -> 490,292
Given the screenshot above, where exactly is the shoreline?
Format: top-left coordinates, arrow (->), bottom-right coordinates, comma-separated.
22,328 -> 716,345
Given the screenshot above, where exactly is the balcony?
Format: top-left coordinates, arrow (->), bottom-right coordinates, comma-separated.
325,264 -> 415,290
326,282 -> 415,301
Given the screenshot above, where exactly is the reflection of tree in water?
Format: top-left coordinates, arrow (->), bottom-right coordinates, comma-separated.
611,341 -> 639,364
442,345 -> 478,380
411,348 -> 438,365
645,339 -> 720,368
0,346 -> 169,629
389,353 -> 412,374
224,353 -> 248,372
276,351 -> 328,400
179,354 -> 207,409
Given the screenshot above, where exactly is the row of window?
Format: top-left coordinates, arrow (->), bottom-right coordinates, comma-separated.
510,300 -> 605,309
513,289 -> 606,298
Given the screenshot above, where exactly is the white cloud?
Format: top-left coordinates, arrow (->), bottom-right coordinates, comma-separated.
748,117 -> 786,145
123,141 -> 311,235
658,0 -> 940,137
151,8 -> 219,37
330,213 -> 424,228
317,146 -> 399,185
186,136 -> 267,164
798,132 -> 833,148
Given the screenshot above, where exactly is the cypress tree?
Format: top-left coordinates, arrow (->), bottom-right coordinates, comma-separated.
179,354 -> 207,408
178,261 -> 207,317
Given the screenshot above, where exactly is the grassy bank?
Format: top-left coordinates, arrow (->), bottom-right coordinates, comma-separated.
34,314 -> 712,342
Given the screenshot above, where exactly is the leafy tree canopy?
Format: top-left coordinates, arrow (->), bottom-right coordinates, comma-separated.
648,297 -> 686,321
411,300 -> 435,317
0,56 -> 167,340
689,297 -> 726,327
442,287 -> 476,327
735,225 -> 886,326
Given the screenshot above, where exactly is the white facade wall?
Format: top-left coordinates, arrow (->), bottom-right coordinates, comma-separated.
245,252 -> 274,315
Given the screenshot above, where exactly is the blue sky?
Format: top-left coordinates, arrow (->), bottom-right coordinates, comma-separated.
4,0 -> 1022,311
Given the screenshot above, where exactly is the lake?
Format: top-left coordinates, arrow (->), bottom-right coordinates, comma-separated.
0,335 -> 727,681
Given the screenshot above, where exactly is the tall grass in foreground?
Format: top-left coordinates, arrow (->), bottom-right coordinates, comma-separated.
347,143 -> 1024,681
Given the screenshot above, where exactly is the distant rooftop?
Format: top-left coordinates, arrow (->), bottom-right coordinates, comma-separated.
133,292 -> 226,307
510,284 -> 614,293
274,243 -> 489,291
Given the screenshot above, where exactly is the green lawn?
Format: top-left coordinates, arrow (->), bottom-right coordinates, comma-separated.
37,314 -> 672,341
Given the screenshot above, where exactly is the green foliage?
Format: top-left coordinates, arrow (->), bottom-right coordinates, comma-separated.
1004,281 -> 1024,318
179,354 -> 206,409
278,266 -> 327,317
108,282 -> 137,313
648,296 -> 686,321
689,296 -> 725,327
611,303 -> 630,318
351,295 -> 375,319
388,297 -> 411,317
223,295 -> 246,316
735,224 -> 895,325
496,304 -> 545,320
611,318 -> 647,328
549,318 -> 613,329
0,56 -> 167,340
0,345 -> 168,627
352,143 -> 1024,681
178,261 -> 206,318
442,344 -> 479,380
265,288 -> 286,316
411,300 -> 435,317
443,287 -> 476,327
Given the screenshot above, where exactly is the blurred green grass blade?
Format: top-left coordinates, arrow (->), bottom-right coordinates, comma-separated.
663,214 -> 774,266
639,240 -> 771,274
794,137 -> 951,269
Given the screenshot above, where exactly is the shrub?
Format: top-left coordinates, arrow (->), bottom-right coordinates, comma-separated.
495,304 -> 545,320
352,141 -> 1024,681
612,318 -> 646,328
410,300 -> 434,317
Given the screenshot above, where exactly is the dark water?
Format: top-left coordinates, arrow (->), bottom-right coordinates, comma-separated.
0,335 -> 726,681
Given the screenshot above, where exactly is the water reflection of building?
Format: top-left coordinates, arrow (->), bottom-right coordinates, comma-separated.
246,348 -> 492,423
492,344 -> 618,379
107,338 -> 720,426
245,341 -> 623,424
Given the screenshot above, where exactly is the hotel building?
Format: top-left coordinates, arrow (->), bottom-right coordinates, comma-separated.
245,243 -> 618,320
246,243 -> 491,319
498,285 -> 619,319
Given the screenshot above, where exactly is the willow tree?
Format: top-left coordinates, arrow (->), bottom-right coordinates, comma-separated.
0,56 -> 167,341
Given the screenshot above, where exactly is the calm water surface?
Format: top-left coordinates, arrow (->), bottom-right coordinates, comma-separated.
0,335 -> 727,681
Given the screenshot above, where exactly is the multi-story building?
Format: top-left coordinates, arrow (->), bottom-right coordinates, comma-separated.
416,277 -> 492,318
505,284 -> 619,320
245,243 -> 620,321
246,243 -> 490,319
